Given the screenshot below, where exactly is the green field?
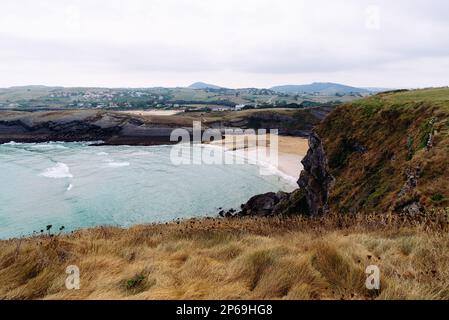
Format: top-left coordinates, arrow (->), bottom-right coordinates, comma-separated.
0,85 -> 362,111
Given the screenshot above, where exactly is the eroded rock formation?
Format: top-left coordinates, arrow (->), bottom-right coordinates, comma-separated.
297,131 -> 335,216
233,131 -> 334,217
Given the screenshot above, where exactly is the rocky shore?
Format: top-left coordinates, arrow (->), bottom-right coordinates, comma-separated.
0,107 -> 326,146
0,110 -> 191,145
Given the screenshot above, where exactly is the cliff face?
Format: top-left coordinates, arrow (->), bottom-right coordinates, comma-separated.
208,107 -> 329,137
316,88 -> 449,214
0,108 -> 328,145
0,110 -> 190,145
237,88 -> 449,217
234,131 -> 334,217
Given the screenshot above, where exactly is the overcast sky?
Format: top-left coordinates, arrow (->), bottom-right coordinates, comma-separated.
1,0 -> 448,88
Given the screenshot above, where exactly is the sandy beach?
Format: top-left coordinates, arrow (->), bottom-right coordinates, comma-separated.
277,135 -> 309,180
119,110 -> 182,116
210,134 -> 309,186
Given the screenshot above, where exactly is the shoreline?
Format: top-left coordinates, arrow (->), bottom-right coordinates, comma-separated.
1,136 -> 308,191
118,110 -> 183,116
0,108 -> 318,146
209,134 -> 309,188
0,137 -> 309,240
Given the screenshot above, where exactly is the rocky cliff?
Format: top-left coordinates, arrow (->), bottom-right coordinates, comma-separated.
0,110 -> 193,145
317,88 -> 449,214
296,131 -> 335,216
0,108 -> 328,145
234,131 -> 334,217
207,107 -> 329,137
236,88 -> 449,217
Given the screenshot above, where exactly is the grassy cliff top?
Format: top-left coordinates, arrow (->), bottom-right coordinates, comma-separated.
318,88 -> 449,214
354,87 -> 449,105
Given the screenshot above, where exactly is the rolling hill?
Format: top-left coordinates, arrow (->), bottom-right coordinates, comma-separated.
271,82 -> 370,95
188,82 -> 226,90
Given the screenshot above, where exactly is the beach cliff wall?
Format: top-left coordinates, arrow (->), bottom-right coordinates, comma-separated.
235,88 -> 449,216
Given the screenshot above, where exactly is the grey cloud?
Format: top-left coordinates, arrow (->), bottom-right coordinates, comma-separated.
0,0 -> 448,87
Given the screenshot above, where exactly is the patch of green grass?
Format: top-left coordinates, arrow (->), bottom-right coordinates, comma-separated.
380,88 -> 449,105
355,97 -> 384,117
328,137 -> 356,170
418,119 -> 434,150
125,274 -> 146,292
406,136 -> 415,161
366,184 -> 390,207
431,194 -> 444,202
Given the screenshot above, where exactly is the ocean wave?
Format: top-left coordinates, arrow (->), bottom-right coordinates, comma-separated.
255,160 -> 300,186
39,162 -> 73,179
29,144 -> 68,150
3,141 -> 69,151
3,141 -> 20,145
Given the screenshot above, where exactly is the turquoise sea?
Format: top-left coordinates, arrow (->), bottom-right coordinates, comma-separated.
0,142 -> 296,239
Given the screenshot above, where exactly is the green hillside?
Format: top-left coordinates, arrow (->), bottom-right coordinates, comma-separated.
0,85 -> 362,110
271,82 -> 370,95
318,88 -> 449,213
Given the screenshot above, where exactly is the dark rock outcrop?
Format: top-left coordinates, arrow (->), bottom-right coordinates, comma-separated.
398,166 -> 420,198
0,110 -> 192,145
297,131 -> 335,216
399,201 -> 424,216
208,107 -> 329,137
233,131 -> 334,217
394,166 -> 425,216
237,192 -> 290,217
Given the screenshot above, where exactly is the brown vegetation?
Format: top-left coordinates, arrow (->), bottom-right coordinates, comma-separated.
0,211 -> 448,300
317,88 -> 449,213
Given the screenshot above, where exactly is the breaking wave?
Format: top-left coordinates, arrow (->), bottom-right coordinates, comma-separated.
39,162 -> 73,179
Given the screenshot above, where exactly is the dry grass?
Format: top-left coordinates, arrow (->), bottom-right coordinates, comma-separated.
0,212 -> 448,300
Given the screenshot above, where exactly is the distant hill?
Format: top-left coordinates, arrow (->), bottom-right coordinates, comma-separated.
0,83 -> 366,110
188,82 -> 226,90
362,87 -> 395,93
270,82 -> 370,95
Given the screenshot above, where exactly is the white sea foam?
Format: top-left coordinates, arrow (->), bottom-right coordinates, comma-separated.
39,162 -> 73,179
29,142 -> 68,150
130,151 -> 152,156
107,161 -> 130,168
97,152 -> 109,156
4,141 -> 19,145
255,158 -> 300,187
67,183 -> 73,191
201,144 -> 299,189
237,149 -> 299,188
